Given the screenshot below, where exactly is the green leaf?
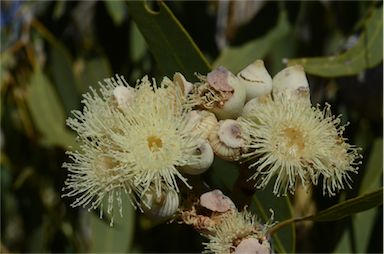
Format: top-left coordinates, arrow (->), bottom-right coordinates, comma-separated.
48,45 -> 80,115
287,6 -> 383,77
312,188 -> 383,222
334,138 -> 383,253
90,195 -> 135,253
104,1 -> 127,26
130,22 -> 147,63
26,68 -> 77,148
213,10 -> 291,74
126,1 -> 211,81
271,188 -> 383,250
251,185 -> 295,253
359,138 -> 383,195
267,32 -> 296,76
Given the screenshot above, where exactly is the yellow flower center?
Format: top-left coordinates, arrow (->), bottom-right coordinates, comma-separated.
147,135 -> 163,152
282,127 -> 305,156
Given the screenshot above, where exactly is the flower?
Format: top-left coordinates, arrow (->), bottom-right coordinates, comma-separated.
239,94 -> 361,196
62,139 -> 138,226
63,74 -> 202,222
202,210 -> 270,254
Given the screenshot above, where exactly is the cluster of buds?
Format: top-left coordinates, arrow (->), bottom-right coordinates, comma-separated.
179,189 -> 272,254
173,61 -> 274,171
176,60 -> 310,170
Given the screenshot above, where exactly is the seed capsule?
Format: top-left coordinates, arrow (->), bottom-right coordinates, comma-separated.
237,59 -> 272,102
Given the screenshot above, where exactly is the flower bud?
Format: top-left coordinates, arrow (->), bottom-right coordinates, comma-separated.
237,60 -> 272,102
272,65 -> 310,102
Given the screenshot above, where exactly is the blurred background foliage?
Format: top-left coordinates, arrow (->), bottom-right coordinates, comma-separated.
0,0 -> 382,253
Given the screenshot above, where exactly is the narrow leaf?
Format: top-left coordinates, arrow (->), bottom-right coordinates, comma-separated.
359,138 -> 383,195
287,6 -> 383,77
48,46 -> 80,115
271,188 -> 383,237
90,195 -> 135,253
26,68 -> 77,148
126,1 -> 211,81
312,188 -> 383,221
130,22 -> 147,63
347,138 -> 383,252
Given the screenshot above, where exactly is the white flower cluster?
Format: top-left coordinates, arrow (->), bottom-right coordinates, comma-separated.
62,59 -> 361,224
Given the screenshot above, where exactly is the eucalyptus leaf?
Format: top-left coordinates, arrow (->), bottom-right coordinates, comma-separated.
312,188 -> 383,222
126,1 -> 211,81
48,46 -> 80,115
251,185 -> 295,254
359,138 -> 383,195
90,195 -> 135,253
334,138 -> 383,253
213,10 -> 291,74
287,6 -> 383,77
26,68 -> 77,148
316,187 -> 383,253
130,22 -> 147,63
271,188 -> 383,245
350,206 -> 379,253
268,32 -> 296,76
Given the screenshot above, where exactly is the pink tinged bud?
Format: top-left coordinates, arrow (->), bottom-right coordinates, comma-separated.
199,189 -> 235,212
